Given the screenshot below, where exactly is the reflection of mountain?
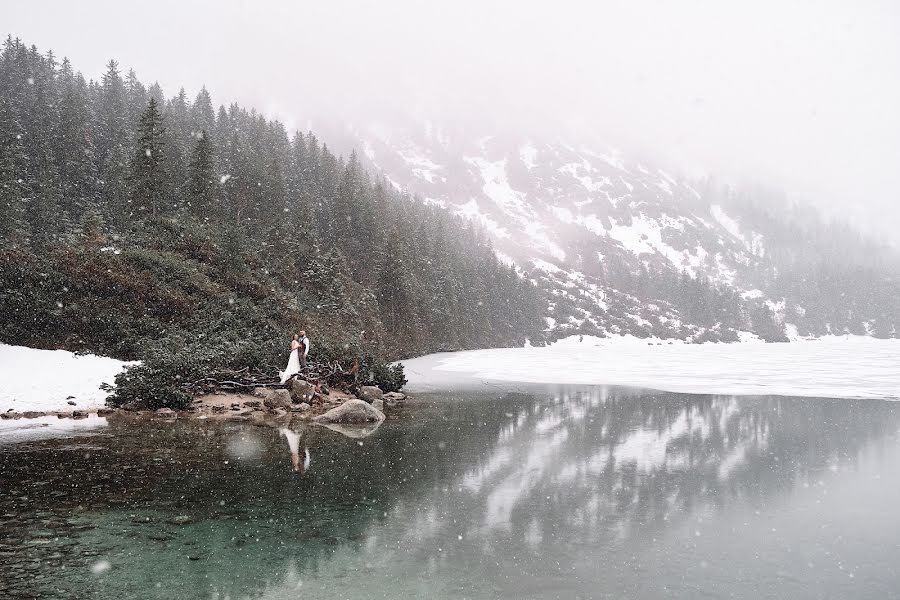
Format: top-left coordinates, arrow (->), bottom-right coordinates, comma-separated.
2,392 -> 898,599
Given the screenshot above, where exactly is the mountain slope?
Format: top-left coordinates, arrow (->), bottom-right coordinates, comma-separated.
329,119 -> 900,342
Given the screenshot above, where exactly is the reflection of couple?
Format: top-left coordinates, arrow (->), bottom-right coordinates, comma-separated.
279,427 -> 311,474
279,330 -> 310,384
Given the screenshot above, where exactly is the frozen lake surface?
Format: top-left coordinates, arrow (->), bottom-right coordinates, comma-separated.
403,336 -> 900,400
1,387 -> 899,598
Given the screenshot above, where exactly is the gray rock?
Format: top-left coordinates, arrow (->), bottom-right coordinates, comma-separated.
357,385 -> 384,403
263,389 -> 292,409
292,402 -> 311,412
288,379 -> 316,404
372,398 -> 384,412
170,515 -> 193,526
382,392 -> 406,407
314,399 -> 385,425
252,387 -> 274,399
71,410 -> 88,419
22,411 -> 45,418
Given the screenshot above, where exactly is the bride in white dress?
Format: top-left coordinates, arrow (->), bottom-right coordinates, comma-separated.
279,334 -> 302,384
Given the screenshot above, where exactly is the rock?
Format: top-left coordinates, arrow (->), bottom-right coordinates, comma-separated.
97,407 -> 117,417
372,398 -> 384,412
263,389 -> 292,409
212,405 -> 227,414
67,400 -> 76,406
0,412 -> 20,420
130,515 -> 154,524
243,400 -> 262,408
22,411 -> 45,419
383,392 -> 407,406
252,387 -> 274,399
357,386 -> 384,403
314,399 -> 385,425
170,515 -> 193,526
319,384 -> 331,396
272,407 -> 288,418
288,379 -> 316,404
71,410 -> 88,419
155,408 -> 176,418
291,402 -> 311,413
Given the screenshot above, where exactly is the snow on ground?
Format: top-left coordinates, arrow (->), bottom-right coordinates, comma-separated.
403,336 -> 900,400
0,414 -> 109,445
0,344 -> 132,414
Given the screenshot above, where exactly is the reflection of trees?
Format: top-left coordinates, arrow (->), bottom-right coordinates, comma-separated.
1,391 -> 897,599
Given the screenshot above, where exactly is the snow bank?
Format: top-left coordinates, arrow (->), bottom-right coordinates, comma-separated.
0,414 -> 109,445
403,336 -> 900,400
0,344 -> 132,413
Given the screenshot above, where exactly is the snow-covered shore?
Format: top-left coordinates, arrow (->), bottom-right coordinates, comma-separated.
0,344 -> 132,414
403,335 -> 900,400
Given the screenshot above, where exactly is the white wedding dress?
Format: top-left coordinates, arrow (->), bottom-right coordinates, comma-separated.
279,348 -> 301,384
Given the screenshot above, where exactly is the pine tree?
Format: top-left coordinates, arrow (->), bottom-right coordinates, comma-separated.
129,97 -> 167,219
187,129 -> 215,219
0,95 -> 28,247
95,59 -> 129,230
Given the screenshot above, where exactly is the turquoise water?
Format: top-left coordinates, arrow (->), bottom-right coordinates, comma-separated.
2,387 -> 900,598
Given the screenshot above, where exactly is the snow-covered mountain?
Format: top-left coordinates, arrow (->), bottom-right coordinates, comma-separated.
321,118 -> 899,342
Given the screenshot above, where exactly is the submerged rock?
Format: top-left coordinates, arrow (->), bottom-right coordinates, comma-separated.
357,385 -> 384,403
383,392 -> 407,406
314,399 -> 385,424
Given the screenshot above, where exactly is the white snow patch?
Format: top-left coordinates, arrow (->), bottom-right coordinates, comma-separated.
0,344 -> 134,413
519,143 -> 538,170
404,337 -> 900,400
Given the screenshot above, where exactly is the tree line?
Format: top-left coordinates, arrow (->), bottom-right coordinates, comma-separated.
0,37 -> 546,405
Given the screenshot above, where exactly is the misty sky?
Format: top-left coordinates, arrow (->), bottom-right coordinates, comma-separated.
6,0 -> 900,242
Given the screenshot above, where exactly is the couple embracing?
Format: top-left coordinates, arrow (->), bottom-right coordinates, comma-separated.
279,330 -> 310,384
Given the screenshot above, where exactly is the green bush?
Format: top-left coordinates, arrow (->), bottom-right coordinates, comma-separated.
370,362 -> 407,393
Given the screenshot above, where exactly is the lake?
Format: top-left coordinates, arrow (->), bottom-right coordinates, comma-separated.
2,386 -> 899,599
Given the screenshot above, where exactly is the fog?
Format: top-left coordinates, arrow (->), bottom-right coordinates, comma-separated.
6,0 -> 900,242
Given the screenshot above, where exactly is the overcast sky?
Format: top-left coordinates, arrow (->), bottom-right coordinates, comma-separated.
7,0 -> 900,243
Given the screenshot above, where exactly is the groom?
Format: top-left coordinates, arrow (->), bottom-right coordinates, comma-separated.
299,330 -> 310,369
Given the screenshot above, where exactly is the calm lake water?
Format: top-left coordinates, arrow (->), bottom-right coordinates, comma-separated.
2,387 -> 900,599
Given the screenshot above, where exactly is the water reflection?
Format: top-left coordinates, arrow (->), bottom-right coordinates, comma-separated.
1,388 -> 898,599
278,427 -> 311,474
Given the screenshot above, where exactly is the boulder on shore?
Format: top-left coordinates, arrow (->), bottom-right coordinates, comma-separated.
357,385 -> 383,403
314,399 -> 384,425
288,379 -> 316,404
264,389 -> 292,410
372,398 -> 384,412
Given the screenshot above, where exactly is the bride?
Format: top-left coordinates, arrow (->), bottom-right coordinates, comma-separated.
279,334 -> 302,384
